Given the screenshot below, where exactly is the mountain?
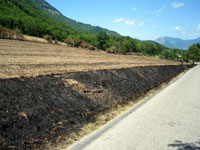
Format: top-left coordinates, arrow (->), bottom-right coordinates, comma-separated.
31,0 -> 120,36
0,0 -> 78,41
156,36 -> 200,50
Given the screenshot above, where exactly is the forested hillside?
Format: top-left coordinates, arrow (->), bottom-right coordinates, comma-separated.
31,0 -> 120,36
0,0 -> 77,41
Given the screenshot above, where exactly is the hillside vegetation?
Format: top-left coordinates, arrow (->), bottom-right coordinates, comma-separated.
0,0 -> 197,62
0,0 -> 76,41
31,0 -> 120,36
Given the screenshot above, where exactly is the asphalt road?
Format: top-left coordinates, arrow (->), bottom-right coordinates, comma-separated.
69,65 -> 200,150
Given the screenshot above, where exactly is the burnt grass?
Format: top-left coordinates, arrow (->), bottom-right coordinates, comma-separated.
0,65 -> 194,149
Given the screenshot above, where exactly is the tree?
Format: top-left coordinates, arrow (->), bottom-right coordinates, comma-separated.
161,49 -> 176,60
188,44 -> 200,63
120,39 -> 137,53
96,30 -> 110,50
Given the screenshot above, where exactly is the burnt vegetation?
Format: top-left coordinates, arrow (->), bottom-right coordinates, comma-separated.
0,65 -> 194,149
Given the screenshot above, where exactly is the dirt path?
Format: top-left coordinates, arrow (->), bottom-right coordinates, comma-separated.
0,39 -> 181,79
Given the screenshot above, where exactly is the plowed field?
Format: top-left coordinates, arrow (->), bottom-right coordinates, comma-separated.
0,39 -> 181,79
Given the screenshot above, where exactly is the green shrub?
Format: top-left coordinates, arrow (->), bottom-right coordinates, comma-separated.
106,46 -> 117,53
65,37 -> 75,46
44,35 -> 53,44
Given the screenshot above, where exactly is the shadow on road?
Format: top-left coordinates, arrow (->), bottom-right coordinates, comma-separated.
168,140 -> 200,150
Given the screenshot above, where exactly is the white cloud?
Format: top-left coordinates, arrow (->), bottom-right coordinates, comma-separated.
171,2 -> 184,8
113,18 -> 135,26
175,26 -> 180,30
197,24 -> 200,30
113,18 -> 125,23
124,19 -> 135,25
174,26 -> 184,31
114,18 -> 145,27
156,4 -> 167,16
138,22 -> 144,27
132,7 -> 137,11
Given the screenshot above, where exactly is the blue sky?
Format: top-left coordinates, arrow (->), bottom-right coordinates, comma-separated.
46,0 -> 200,40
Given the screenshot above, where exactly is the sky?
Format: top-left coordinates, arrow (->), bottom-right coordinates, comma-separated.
46,0 -> 200,41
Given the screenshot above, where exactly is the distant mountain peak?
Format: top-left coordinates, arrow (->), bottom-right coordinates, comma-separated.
155,37 -> 165,45
155,36 -> 200,50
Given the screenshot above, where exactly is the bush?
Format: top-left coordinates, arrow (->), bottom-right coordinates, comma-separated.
0,25 -> 24,40
44,35 -> 53,44
65,37 -> 95,50
64,37 -> 75,46
54,39 -> 59,45
106,46 -> 117,53
88,45 -> 96,50
80,40 -> 89,48
73,39 -> 82,48
0,25 -> 14,39
80,41 -> 95,50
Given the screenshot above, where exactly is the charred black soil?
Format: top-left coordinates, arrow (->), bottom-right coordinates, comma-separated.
0,65 -> 194,149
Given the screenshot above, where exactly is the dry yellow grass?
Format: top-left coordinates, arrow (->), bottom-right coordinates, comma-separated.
0,39 -> 182,79
23,35 -> 48,43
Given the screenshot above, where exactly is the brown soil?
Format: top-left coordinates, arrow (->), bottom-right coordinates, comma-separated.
0,39 -> 181,79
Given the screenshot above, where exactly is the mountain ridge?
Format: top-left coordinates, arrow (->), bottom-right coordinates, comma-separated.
156,36 -> 200,50
31,0 -> 120,36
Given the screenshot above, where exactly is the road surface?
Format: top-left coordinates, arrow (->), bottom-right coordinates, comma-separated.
69,65 -> 200,150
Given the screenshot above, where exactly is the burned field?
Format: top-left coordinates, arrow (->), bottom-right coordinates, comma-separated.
0,65 -> 194,149
0,39 -> 194,149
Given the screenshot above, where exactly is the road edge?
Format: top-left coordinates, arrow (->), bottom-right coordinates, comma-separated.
68,66 -> 196,150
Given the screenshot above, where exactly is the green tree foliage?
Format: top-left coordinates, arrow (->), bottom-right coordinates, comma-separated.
160,49 -> 177,60
188,44 -> 200,62
143,41 -> 164,55
120,39 -> 137,53
0,0 -> 76,41
96,30 -> 110,50
31,0 -> 120,36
